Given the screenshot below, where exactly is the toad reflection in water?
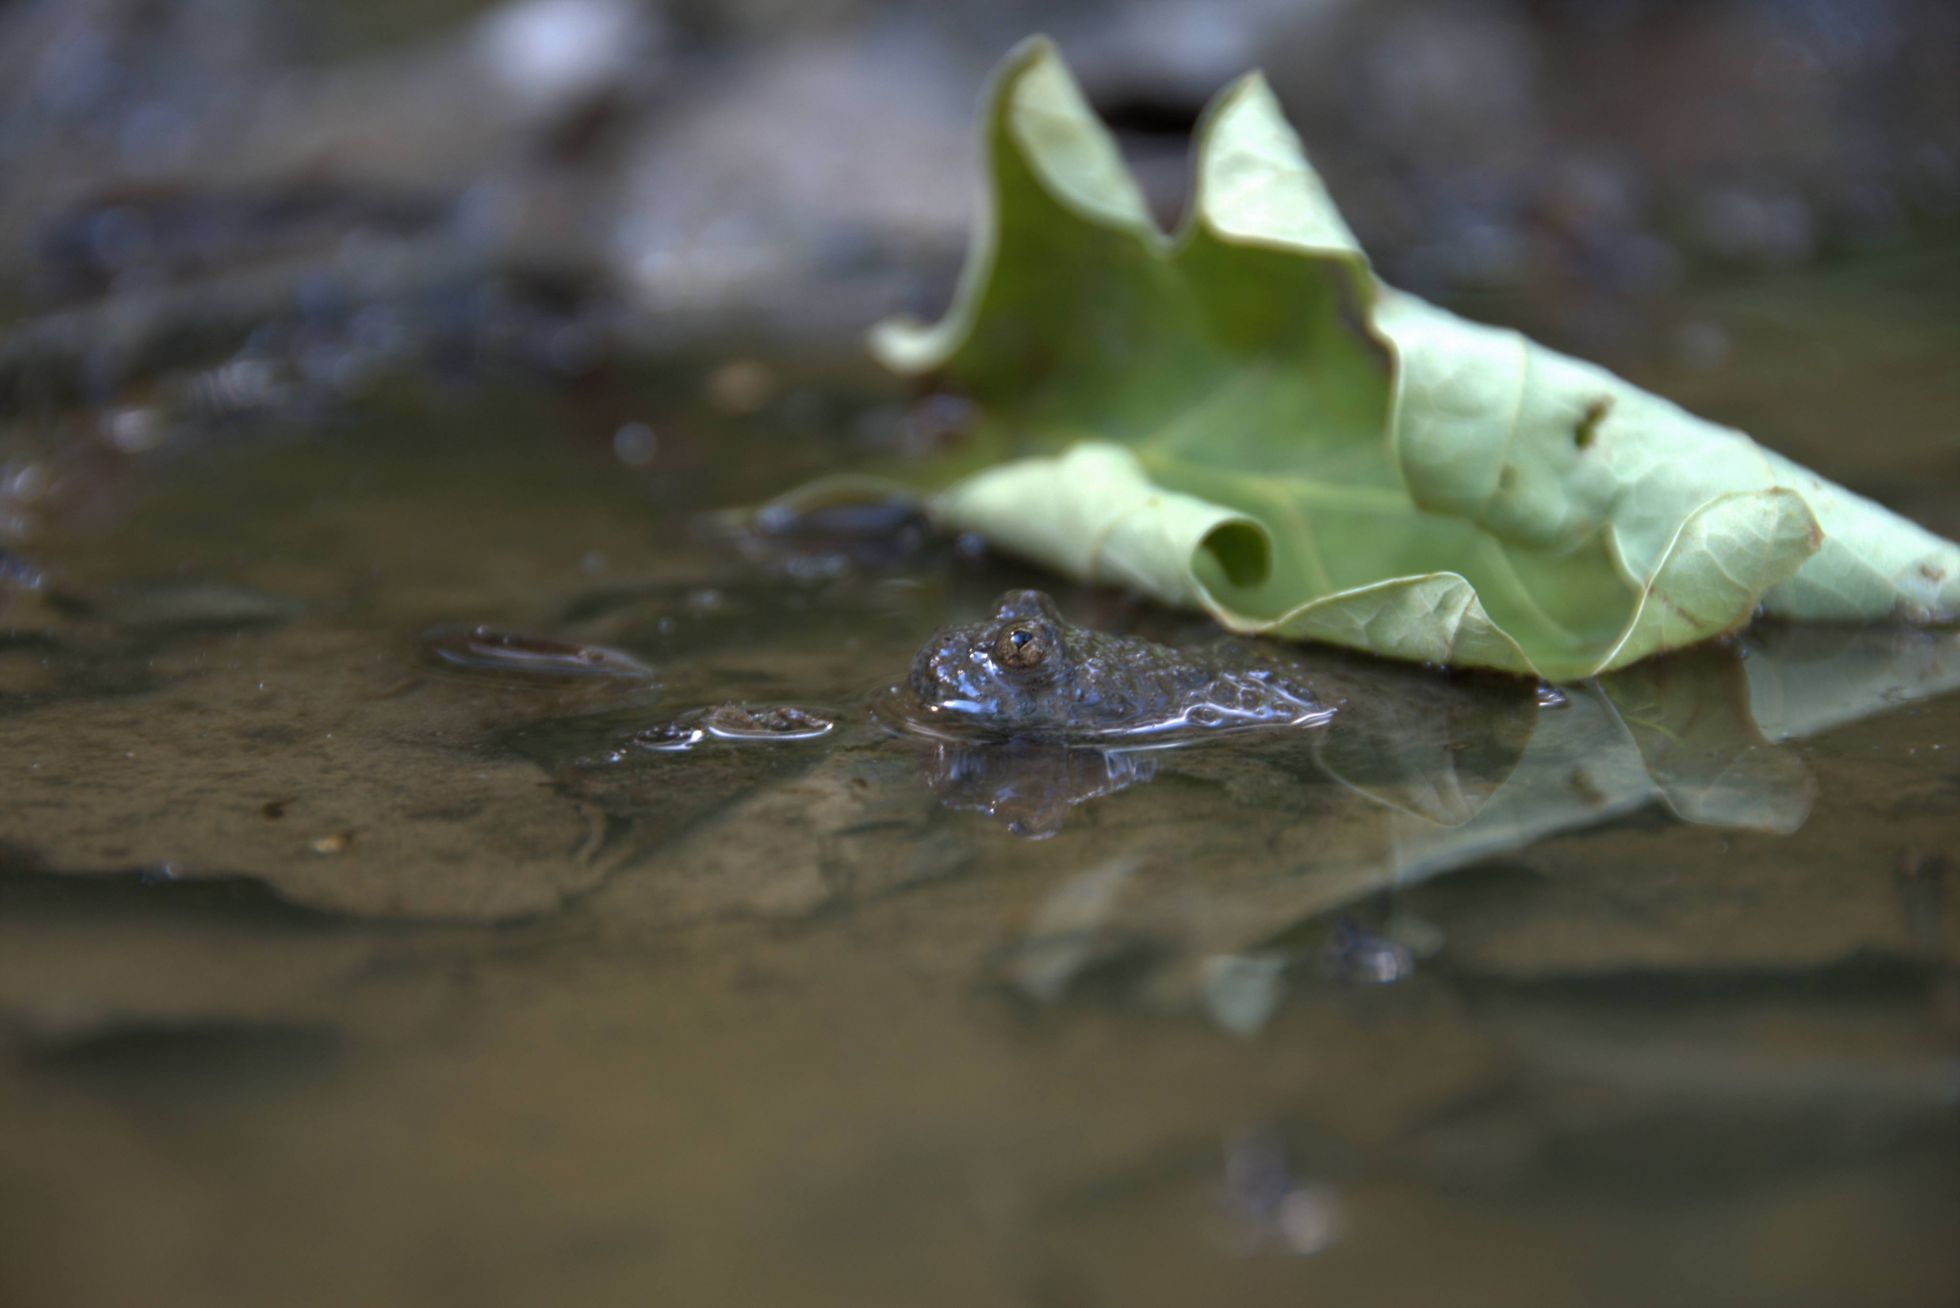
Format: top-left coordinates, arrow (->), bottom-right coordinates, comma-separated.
919,737 -> 1161,839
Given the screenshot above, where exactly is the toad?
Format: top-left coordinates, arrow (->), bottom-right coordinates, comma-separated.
907,590 -> 1332,740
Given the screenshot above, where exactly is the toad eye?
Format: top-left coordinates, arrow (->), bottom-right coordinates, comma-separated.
992,625 -> 1049,670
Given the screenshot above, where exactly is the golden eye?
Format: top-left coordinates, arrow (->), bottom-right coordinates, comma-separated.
993,625 -> 1047,669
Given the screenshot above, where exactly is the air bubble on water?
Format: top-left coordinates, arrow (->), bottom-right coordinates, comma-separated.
701,705 -> 833,741
630,726 -> 703,753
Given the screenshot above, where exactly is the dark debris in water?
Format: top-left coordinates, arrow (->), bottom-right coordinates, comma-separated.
421,623 -> 655,683
716,497 -> 943,583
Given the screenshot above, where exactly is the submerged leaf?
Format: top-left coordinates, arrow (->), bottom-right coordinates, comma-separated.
869,38 -> 1960,678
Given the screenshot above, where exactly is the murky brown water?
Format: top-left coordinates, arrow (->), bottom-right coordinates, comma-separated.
2,252 -> 1958,1307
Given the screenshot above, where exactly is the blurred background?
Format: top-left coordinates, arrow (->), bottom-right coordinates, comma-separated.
2,0 -> 1956,419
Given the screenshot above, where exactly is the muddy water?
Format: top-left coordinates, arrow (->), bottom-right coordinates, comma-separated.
2,255 -> 1958,1308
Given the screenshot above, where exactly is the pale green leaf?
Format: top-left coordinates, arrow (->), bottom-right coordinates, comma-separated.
872,37 -> 1960,678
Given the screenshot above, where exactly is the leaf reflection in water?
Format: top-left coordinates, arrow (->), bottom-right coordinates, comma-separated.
1397,625 -> 1960,882
967,625 -> 1960,1022
930,626 -> 1958,846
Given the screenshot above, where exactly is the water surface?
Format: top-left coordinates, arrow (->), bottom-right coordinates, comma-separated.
1,254 -> 1957,1308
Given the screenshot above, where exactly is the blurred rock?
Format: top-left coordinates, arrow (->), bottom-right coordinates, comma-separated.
611,26 -> 978,339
